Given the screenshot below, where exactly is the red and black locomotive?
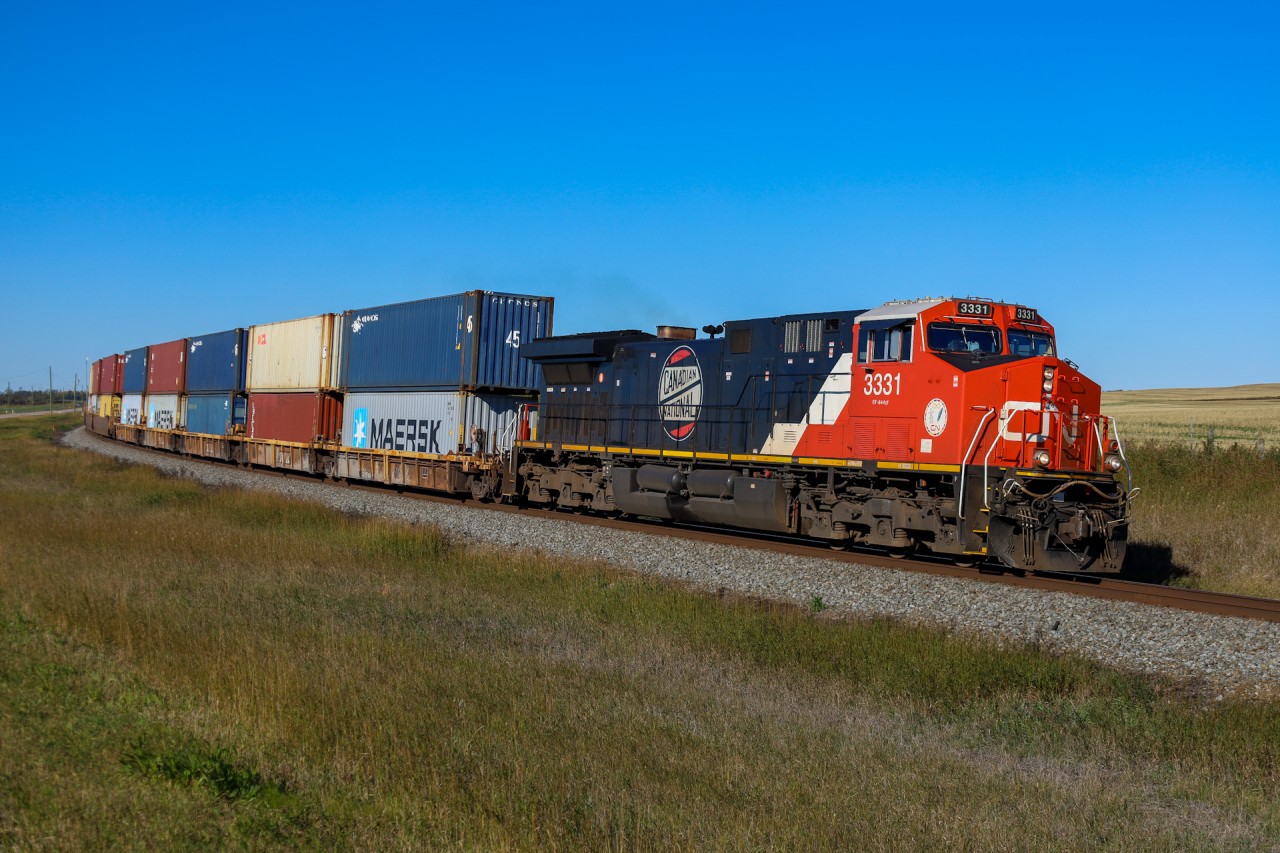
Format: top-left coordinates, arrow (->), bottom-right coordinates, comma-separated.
515,296 -> 1129,571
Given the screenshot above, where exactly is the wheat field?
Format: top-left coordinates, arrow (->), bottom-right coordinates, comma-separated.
1102,383 -> 1280,449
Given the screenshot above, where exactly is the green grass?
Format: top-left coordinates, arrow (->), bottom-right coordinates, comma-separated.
2,414 -> 1278,848
0,402 -> 81,415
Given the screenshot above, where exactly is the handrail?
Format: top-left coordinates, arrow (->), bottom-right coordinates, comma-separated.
957,407 -> 995,520
983,427 -> 1003,509
497,416 -> 519,456
1108,416 -> 1133,495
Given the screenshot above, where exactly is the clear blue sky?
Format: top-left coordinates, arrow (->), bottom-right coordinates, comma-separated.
2,1 -> 1277,392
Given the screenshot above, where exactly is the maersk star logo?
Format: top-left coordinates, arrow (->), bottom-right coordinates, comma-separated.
352,408 -> 369,448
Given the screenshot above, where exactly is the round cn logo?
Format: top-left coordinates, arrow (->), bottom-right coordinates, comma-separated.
659,346 -> 702,441
924,398 -> 948,437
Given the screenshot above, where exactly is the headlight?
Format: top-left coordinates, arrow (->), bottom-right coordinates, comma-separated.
1033,449 -> 1052,468
1104,453 -> 1124,473
1042,378 -> 1054,393
1043,366 -> 1054,380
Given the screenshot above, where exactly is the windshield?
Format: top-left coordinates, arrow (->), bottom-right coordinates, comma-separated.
1007,329 -> 1056,357
927,323 -> 1002,355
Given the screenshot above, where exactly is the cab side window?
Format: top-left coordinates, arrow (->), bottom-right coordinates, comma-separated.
857,324 -> 913,364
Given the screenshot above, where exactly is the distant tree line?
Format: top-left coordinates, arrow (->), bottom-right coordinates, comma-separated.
2,386 -> 82,408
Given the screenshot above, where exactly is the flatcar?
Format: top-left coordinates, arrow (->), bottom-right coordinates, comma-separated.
513,296 -> 1129,571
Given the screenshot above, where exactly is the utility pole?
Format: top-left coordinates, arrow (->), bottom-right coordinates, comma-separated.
49,367 -> 54,414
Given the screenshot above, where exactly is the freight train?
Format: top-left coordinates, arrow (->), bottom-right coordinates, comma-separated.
86,291 -> 1131,572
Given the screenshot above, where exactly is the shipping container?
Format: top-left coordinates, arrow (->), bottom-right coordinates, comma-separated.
89,361 -> 101,397
122,348 -> 148,394
145,394 -> 182,429
186,328 -> 247,393
185,392 -> 246,436
341,291 -> 553,392
342,390 -> 528,455
96,395 -> 120,419
146,339 -> 187,393
246,314 -> 338,392
96,354 -> 124,394
120,393 -> 144,425
246,392 -> 342,444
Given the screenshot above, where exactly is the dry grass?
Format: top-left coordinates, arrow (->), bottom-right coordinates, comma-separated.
1102,383 -> 1280,449
2,415 -> 1278,849
1122,442 -> 1280,599
1099,384 -> 1280,597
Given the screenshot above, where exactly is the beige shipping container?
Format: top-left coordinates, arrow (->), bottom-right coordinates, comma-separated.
246,314 -> 340,392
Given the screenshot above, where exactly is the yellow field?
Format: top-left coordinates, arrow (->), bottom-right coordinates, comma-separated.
1101,383 -> 1280,449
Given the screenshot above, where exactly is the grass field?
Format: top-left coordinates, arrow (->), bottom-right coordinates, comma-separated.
1100,384 -> 1280,598
2,415 -> 1278,848
1102,383 -> 1280,449
0,403 -> 81,417
1124,442 -> 1280,599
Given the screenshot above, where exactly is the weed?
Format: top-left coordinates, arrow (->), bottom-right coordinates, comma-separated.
123,739 -> 280,802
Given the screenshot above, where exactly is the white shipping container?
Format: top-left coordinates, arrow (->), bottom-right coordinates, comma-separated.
145,394 -> 182,429
247,314 -> 337,392
121,393 -> 144,425
342,391 -> 529,455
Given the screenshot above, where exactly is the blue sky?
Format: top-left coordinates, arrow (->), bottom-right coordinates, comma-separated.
2,1 -> 1277,392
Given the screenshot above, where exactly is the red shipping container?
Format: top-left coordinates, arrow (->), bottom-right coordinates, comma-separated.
147,338 -> 187,393
247,393 -> 342,444
90,359 -> 101,395
111,354 -> 124,394
93,355 -> 124,395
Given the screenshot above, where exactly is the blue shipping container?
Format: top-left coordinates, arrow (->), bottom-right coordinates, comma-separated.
341,291 -> 553,392
122,347 -> 148,394
186,392 -> 246,436
186,328 -> 247,393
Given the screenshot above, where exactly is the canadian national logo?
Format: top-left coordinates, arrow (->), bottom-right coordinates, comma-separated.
659,346 -> 702,441
924,398 -> 948,437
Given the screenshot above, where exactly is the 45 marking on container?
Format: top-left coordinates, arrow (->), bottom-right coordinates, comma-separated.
505,330 -> 522,348
863,371 -> 901,397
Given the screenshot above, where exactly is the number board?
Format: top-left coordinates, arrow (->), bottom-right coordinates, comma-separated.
1013,306 -> 1038,322
956,301 -> 992,317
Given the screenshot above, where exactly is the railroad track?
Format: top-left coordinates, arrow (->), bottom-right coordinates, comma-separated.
75,427 -> 1280,625
505,503 -> 1280,624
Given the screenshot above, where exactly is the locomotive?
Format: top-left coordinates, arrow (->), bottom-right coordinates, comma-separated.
86,294 -> 1130,572
513,296 -> 1129,571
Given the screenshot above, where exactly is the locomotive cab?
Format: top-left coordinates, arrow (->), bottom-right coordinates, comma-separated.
849,297 -> 1129,571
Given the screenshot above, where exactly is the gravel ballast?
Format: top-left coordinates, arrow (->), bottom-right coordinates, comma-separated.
62,426 -> 1280,699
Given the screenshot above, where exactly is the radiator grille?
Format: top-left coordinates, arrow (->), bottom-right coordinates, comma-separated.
852,421 -> 876,457
885,422 -> 911,458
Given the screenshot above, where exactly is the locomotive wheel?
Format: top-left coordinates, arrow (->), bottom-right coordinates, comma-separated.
953,556 -> 979,568
886,540 -> 917,560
